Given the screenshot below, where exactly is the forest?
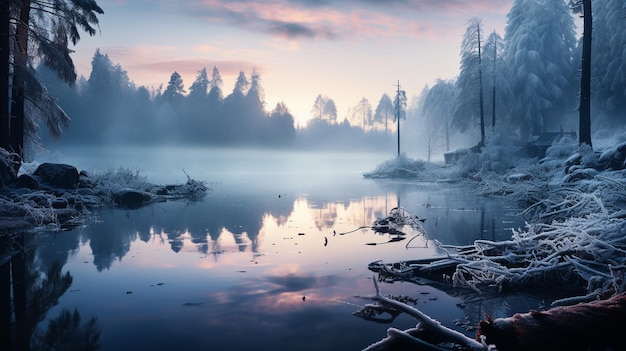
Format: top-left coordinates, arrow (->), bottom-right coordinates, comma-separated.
30,0 -> 624,162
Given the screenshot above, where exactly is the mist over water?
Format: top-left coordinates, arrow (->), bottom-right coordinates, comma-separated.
27,147 -> 533,350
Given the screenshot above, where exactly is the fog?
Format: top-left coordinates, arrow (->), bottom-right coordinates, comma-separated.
26,0 -> 624,167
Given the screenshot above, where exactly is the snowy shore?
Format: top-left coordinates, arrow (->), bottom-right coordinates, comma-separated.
0,152 -> 209,232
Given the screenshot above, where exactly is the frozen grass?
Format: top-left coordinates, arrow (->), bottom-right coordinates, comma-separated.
0,165 -> 209,231
369,136 -> 626,301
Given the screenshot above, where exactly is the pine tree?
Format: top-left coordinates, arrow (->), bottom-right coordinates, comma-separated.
2,0 -> 103,159
503,0 -> 577,140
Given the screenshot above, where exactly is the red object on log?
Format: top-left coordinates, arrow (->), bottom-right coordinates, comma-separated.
477,293 -> 626,351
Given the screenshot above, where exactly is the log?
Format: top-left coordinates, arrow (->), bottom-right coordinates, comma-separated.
477,293 -> 626,351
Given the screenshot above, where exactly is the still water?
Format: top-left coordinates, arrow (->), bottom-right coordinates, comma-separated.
10,148 -> 537,350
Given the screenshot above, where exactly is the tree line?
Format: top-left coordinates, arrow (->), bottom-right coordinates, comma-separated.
39,50 -> 297,147
415,0 -> 622,155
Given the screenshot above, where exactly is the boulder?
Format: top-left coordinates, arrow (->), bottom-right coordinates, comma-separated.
112,188 -> 152,208
598,142 -> 626,170
15,174 -> 40,190
34,163 -> 79,189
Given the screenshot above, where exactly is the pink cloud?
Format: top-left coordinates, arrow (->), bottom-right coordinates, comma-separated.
180,0 -> 513,41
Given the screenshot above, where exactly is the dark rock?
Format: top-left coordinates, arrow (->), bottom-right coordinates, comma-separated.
112,188 -> 152,208
34,163 -> 79,189
76,188 -> 96,196
598,142 -> 626,170
51,198 -> 68,209
15,174 -> 39,190
155,187 -> 168,196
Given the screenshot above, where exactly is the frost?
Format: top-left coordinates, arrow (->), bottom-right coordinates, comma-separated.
363,154 -> 426,179
366,137 -> 626,302
0,159 -> 210,232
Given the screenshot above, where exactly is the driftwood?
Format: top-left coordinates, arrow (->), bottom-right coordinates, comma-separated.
477,292 -> 626,351
357,278 -> 626,350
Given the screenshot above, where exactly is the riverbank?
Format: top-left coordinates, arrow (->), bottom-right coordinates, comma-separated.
0,154 -> 209,233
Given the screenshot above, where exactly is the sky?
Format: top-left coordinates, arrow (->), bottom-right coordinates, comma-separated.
70,0 -> 516,126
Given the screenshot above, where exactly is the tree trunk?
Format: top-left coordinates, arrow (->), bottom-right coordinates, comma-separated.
578,0 -> 592,147
0,0 -> 10,151
10,0 -> 30,158
477,23 -> 485,146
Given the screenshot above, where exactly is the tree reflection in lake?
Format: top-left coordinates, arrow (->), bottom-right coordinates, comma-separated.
5,171 -> 529,350
0,232 -> 100,350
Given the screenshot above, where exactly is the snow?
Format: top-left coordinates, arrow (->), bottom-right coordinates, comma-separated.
0,161 -> 210,232
365,136 -> 626,302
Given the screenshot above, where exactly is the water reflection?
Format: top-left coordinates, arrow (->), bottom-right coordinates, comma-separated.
0,232 -> 100,351
2,175 -> 528,350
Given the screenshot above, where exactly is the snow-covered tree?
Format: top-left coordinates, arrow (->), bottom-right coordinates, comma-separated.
353,97 -> 373,130
233,70 -> 249,97
421,79 -> 457,151
588,0 -> 626,124
454,17 -> 485,145
503,0 -> 577,139
246,68 -> 264,113
208,66 -> 223,103
482,30 -> 508,130
188,67 -> 209,102
374,93 -> 394,134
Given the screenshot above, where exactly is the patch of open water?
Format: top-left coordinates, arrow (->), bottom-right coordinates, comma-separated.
5,148 -> 553,350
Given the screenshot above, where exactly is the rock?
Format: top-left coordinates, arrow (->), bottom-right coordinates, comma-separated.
15,174 -> 40,190
598,142 -> 626,170
34,163 -> 79,189
155,187 -> 168,196
112,188 -> 152,208
51,198 -> 68,209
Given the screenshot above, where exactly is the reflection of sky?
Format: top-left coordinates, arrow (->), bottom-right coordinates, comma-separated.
35,150 -> 532,350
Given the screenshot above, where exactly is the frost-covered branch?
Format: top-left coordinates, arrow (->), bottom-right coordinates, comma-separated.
356,278 -> 487,351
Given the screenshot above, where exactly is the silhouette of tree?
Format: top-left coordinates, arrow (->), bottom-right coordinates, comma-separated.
393,81 -> 407,156
353,97 -> 373,130
161,71 -> 186,106
188,67 -> 209,102
311,94 -> 337,123
1,0 -> 103,160
374,93 -> 393,135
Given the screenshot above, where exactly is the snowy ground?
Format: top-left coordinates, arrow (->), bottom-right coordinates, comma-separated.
365,134 -> 626,301
360,135 -> 626,350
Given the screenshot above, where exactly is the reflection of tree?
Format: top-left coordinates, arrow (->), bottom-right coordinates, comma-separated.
31,308 -> 100,351
0,233 -> 100,350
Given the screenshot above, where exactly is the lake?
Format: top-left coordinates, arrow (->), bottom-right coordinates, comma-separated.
4,147 -> 540,350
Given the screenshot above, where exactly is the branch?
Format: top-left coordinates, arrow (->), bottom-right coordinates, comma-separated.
358,278 -> 486,351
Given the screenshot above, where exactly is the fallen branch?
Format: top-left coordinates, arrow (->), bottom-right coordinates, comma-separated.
356,278 -> 487,351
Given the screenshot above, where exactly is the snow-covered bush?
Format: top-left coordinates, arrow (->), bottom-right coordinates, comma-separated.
477,132 -> 522,175
363,154 -> 426,179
